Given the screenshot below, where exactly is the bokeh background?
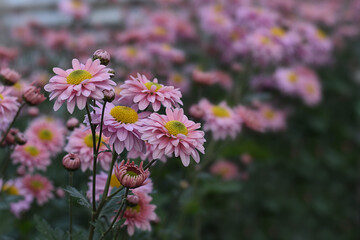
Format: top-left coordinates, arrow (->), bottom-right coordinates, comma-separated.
0,0 -> 360,239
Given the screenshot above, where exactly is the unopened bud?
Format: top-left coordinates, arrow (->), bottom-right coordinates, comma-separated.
27,107 -> 39,117
62,153 -> 81,171
0,68 -> 20,86
66,118 -> 79,131
14,132 -> 27,145
1,128 -> 19,146
93,49 -> 111,66
23,86 -> 46,106
189,104 -> 205,119
103,89 -> 115,102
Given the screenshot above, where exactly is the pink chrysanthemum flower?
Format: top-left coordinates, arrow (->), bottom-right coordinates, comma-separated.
1,178 -> 33,218
22,174 -> 54,205
120,73 -> 182,112
274,67 -> 301,94
0,85 -> 20,122
127,142 -> 167,163
114,160 -> 150,188
25,117 -> 66,156
140,108 -> 205,167
120,189 -> 157,236
44,58 -> 115,113
235,105 -> 265,132
12,142 -> 51,172
88,102 -> 148,154
87,171 -> 122,202
65,124 -> 112,171
256,103 -> 287,132
199,99 -> 242,140
167,72 -> 190,94
298,76 -> 322,106
210,160 -> 239,181
59,0 -> 90,19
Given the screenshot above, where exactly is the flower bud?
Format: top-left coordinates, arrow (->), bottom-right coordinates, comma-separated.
14,132 -> 27,145
27,107 -> 39,117
1,128 -> 19,146
114,160 -> 149,189
0,68 -> 20,86
66,118 -> 79,131
62,153 -> 81,171
103,89 -> 115,102
23,86 -> 46,106
189,104 -> 205,119
93,49 -> 111,66
108,69 -> 115,79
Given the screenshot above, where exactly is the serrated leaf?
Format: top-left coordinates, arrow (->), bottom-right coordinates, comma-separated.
64,186 -> 91,209
34,215 -> 65,240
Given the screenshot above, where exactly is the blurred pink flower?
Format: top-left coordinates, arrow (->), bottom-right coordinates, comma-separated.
12,142 -> 51,172
25,117 -> 66,156
0,86 -> 20,122
140,108 -> 205,166
87,170 -> 122,202
44,58 -> 115,113
59,0 -> 90,19
22,174 -> 54,205
210,160 -> 239,180
65,124 -> 112,171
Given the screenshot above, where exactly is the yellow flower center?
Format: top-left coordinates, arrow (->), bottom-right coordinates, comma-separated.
39,129 -> 53,140
165,120 -> 188,136
127,47 -> 138,57
110,106 -> 138,124
13,82 -> 22,90
25,146 -> 40,157
2,184 -> 19,195
162,44 -> 172,51
230,32 -> 239,41
261,36 -> 271,45
154,26 -> 167,36
271,27 -> 286,37
127,203 -> 141,212
264,109 -> 275,120
214,16 -> 224,24
71,0 -> 83,9
173,74 -> 183,83
0,94 -> 3,100
83,133 -> 101,148
145,82 -> 162,91
110,174 -> 121,188
66,70 -> 92,85
30,180 -> 44,191
214,4 -> 223,12
212,106 -> 230,118
288,73 -> 298,83
317,29 -> 327,39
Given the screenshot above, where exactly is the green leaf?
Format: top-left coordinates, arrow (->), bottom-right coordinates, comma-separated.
64,186 -> 91,209
33,215 -> 65,240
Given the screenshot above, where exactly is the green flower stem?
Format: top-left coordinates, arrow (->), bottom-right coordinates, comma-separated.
96,101 -> 106,153
0,102 -> 25,146
69,172 -> 74,240
100,187 -> 129,240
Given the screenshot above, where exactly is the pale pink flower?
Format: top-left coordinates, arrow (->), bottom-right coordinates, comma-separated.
0,86 -> 20,122
25,117 -> 66,156
121,189 -> 157,236
127,142 -> 167,163
199,99 -> 242,140
114,160 -> 150,188
22,174 -> 54,205
147,43 -> 185,63
140,108 -> 205,167
298,75 -> 322,106
115,46 -> 150,67
65,124 -> 112,171
59,0 -> 90,19
88,102 -> 147,154
44,58 -> 115,113
120,73 -> 182,112
210,160 -> 239,181
257,103 -> 287,131
234,105 -> 264,132
199,4 -> 234,36
1,178 -> 33,218
12,142 -> 51,172
87,171 -> 122,202
167,73 -> 190,94
274,67 -> 301,94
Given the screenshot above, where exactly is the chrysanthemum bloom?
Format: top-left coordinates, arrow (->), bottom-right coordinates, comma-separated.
274,67 -> 301,94
65,124 -> 112,171
44,58 -> 115,113
88,102 -> 148,154
114,160 -> 149,188
298,76 -> 322,106
257,103 -> 287,131
199,99 -> 242,140
234,105 -> 264,132
199,4 -> 234,36
87,171 -> 122,202
12,142 -> 50,172
1,178 -> 33,218
59,0 -> 90,19
210,160 -> 239,181
115,46 -> 150,67
127,142 -> 167,163
0,85 -> 20,122
167,73 -> 190,94
147,43 -> 185,63
0,68 -> 20,85
23,86 -> 46,106
25,117 -> 66,156
62,153 -> 81,171
120,189 -> 157,236
22,174 -> 54,205
140,108 -> 205,166
120,73 -> 182,112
